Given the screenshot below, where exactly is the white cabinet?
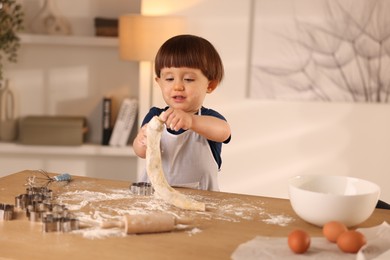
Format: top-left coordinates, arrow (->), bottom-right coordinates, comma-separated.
0,1 -> 141,181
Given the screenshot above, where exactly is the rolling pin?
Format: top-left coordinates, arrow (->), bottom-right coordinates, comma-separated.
101,213 -> 191,234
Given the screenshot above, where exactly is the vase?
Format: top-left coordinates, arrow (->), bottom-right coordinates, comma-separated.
0,79 -> 17,141
30,0 -> 72,35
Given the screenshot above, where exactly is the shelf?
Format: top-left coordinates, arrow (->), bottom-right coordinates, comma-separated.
0,142 -> 136,157
19,33 -> 118,47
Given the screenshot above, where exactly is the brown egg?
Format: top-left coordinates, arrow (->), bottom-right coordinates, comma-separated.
288,229 -> 311,254
322,221 -> 348,243
337,230 -> 366,253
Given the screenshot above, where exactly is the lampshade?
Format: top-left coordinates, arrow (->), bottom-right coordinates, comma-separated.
119,14 -> 186,61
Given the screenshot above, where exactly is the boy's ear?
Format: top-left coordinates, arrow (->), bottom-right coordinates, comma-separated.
207,80 -> 218,93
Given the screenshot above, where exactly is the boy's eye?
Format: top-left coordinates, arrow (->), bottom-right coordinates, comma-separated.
165,77 -> 174,81
184,78 -> 194,82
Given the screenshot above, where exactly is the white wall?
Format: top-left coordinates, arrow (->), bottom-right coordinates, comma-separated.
142,0 -> 390,202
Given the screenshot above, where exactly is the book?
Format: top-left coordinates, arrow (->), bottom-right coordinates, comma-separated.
101,97 -> 112,145
109,98 -> 138,147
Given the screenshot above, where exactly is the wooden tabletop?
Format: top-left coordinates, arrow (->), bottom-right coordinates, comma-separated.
0,170 -> 388,260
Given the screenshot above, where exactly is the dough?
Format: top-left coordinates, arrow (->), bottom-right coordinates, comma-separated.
146,116 -> 206,211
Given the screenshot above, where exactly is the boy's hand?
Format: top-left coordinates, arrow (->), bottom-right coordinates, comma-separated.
133,123 -> 149,158
136,124 -> 148,147
160,108 -> 193,131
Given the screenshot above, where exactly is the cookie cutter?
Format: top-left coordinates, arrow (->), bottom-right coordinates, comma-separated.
26,186 -> 53,199
130,182 -> 154,196
0,203 -> 14,221
14,186 -> 79,232
26,203 -> 65,222
15,187 -> 53,211
42,212 -> 79,232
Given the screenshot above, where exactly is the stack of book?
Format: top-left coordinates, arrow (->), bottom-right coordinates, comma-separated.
94,17 -> 118,37
102,97 -> 138,147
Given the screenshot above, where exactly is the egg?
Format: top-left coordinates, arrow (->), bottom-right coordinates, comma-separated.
288,229 -> 311,254
337,230 -> 366,253
322,221 -> 348,243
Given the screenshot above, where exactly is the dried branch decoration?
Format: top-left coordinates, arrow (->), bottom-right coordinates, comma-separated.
252,0 -> 390,103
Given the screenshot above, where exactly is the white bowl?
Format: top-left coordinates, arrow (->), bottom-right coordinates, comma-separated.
288,175 -> 380,227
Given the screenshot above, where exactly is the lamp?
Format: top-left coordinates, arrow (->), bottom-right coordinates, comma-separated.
119,14 -> 185,178
119,15 -> 185,62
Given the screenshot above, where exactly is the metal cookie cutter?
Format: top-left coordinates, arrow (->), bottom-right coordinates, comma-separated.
15,194 -> 29,210
42,212 -> 79,233
15,186 -> 53,215
26,201 -> 61,222
15,187 -> 53,211
130,182 -> 154,196
0,203 -> 14,221
14,186 -> 80,233
26,186 -> 53,200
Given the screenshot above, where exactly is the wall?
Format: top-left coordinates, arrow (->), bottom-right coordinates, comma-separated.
0,0 -> 141,180
142,0 -> 390,202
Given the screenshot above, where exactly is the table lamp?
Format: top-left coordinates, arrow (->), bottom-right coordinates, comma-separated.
119,15 -> 185,61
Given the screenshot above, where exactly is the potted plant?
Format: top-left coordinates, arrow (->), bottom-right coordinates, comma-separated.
0,0 -> 24,86
0,0 -> 23,141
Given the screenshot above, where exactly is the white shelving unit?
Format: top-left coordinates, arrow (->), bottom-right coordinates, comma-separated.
0,142 -> 135,157
0,34 -> 137,158
19,33 -> 118,47
1,24 -> 139,180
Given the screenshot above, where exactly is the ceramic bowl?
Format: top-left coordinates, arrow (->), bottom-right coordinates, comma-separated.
288,175 -> 380,227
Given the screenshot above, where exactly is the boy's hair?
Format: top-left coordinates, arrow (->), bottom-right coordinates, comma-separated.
154,34 -> 224,83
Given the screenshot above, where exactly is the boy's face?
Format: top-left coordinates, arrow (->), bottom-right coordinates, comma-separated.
156,67 -> 216,114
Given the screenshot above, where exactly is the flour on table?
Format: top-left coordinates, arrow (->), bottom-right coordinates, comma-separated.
72,226 -> 126,240
187,227 -> 202,237
52,183 -> 295,239
261,213 -> 294,226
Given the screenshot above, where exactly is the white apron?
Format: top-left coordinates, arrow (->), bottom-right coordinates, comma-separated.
141,114 -> 219,191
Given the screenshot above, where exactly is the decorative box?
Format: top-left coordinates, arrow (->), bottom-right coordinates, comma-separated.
19,116 -> 87,146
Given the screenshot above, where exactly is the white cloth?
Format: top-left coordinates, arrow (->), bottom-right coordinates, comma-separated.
231,222 -> 390,260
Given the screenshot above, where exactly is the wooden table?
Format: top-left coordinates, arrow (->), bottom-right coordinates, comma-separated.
0,171 -> 388,259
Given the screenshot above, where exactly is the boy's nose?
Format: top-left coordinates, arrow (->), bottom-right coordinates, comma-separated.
173,82 -> 184,91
